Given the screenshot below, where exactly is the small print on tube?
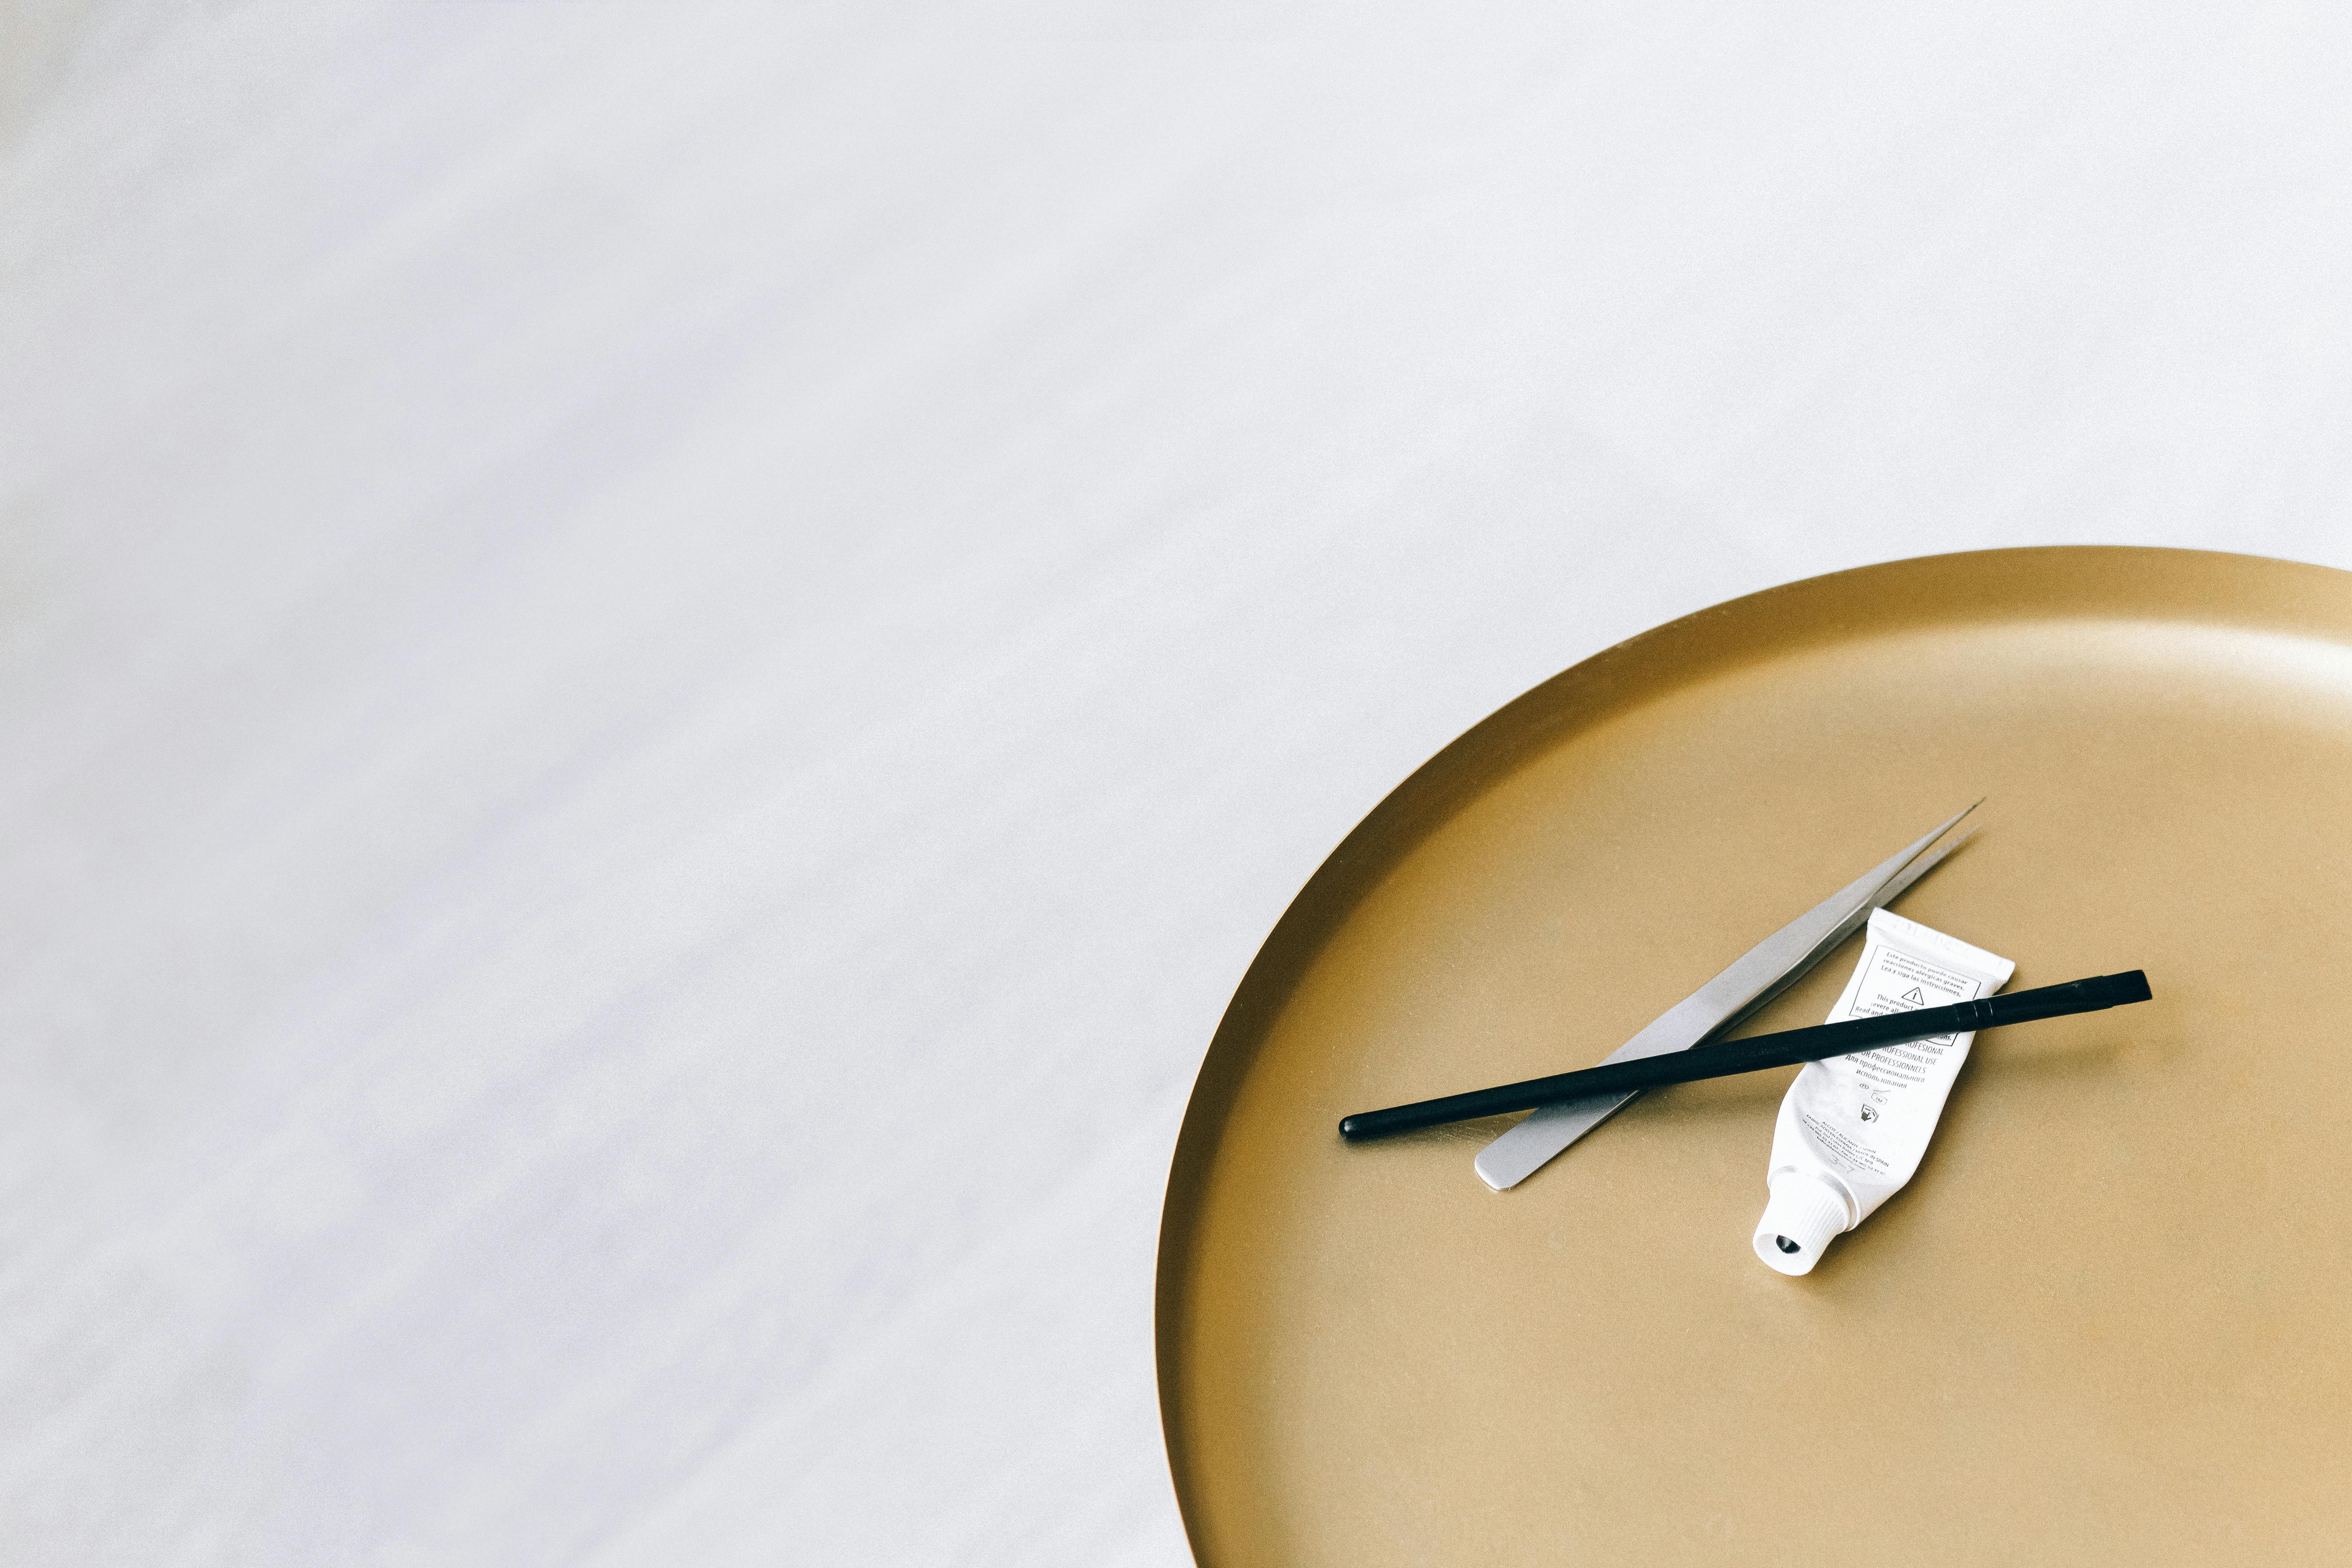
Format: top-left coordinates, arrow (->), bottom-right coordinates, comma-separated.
1753,908 -> 2015,1277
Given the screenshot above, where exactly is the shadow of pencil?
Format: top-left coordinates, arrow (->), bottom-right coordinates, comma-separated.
1337,1112 -> 1523,1149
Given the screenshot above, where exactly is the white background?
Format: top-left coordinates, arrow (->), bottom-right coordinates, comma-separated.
6,6 -> 2350,1563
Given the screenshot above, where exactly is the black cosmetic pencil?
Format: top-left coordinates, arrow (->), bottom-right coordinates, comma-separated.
1336,970 -> 2151,1143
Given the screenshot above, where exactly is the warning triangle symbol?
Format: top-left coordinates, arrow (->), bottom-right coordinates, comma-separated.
1900,986 -> 1926,1005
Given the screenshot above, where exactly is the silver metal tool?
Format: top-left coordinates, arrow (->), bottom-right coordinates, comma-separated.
1473,804 -> 1979,1191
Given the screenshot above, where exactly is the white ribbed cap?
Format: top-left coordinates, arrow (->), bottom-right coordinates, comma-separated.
1752,1176 -> 1853,1276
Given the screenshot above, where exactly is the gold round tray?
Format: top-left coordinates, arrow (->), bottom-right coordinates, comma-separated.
1157,548 -> 2352,1565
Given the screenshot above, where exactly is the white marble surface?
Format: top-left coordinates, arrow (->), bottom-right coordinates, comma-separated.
7,6 -> 2352,1563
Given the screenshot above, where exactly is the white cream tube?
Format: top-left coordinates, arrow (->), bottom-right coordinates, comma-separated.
1753,908 -> 2015,1276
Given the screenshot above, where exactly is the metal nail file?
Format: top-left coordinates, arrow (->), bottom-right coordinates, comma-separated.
1472,804 -> 1978,1191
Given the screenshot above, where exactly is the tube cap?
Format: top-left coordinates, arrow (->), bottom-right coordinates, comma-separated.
1752,1176 -> 1853,1276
